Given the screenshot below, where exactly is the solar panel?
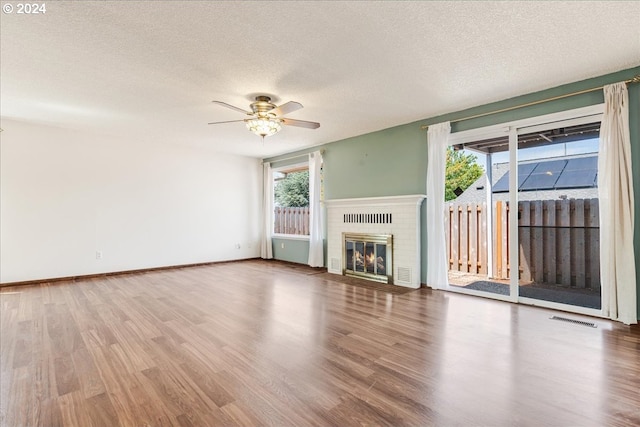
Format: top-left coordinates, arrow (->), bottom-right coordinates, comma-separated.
492,163 -> 537,193
518,159 -> 566,191
520,172 -> 560,191
554,170 -> 597,188
491,156 -> 598,193
531,159 -> 567,175
563,156 -> 598,171
492,173 -> 510,192
517,173 -> 530,187
518,163 -> 538,175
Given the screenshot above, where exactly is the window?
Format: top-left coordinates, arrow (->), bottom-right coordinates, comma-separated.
272,164 -> 310,236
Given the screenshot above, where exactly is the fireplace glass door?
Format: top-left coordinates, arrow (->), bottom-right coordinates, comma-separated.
343,233 -> 392,283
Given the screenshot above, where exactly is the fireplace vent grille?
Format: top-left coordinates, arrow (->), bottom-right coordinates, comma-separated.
343,213 -> 392,224
397,267 -> 412,284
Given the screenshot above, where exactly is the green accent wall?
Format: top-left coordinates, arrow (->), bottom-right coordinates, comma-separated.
265,66 -> 640,319
321,124 -> 427,199
271,237 -> 309,264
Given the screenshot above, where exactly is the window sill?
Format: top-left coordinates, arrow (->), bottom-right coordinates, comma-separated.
272,234 -> 310,241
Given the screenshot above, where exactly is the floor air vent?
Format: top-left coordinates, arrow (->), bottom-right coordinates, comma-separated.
549,315 -> 597,328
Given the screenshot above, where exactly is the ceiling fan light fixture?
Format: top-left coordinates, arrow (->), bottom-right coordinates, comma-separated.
210,96 -> 319,136
245,117 -> 282,138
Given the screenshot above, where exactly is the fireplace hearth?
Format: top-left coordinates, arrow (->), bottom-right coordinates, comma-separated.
343,233 -> 393,284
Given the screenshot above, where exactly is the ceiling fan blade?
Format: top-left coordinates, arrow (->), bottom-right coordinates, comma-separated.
208,119 -> 247,125
211,101 -> 251,115
272,101 -> 303,117
281,118 -> 320,129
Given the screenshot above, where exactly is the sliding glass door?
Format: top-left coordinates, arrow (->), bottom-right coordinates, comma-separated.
445,139 -> 513,301
444,106 -> 603,315
516,121 -> 601,310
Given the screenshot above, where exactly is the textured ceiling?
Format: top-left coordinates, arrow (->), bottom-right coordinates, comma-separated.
1,1 -> 639,158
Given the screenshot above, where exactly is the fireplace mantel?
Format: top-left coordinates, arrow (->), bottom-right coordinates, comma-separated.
325,194 -> 426,288
324,195 -> 426,208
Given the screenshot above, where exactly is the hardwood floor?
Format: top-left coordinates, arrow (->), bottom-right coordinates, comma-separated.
1,259 -> 639,426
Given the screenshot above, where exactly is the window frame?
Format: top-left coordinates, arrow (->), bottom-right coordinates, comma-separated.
272,161 -> 311,239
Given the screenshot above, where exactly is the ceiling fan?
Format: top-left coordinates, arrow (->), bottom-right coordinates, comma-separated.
208,95 -> 320,139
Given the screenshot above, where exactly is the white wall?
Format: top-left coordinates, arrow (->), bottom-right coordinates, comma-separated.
0,119 -> 262,283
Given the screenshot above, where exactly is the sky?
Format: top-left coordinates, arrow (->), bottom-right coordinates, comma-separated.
467,137 -> 599,171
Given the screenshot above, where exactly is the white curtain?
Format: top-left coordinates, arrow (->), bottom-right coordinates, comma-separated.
426,122 -> 451,290
308,151 -> 324,267
261,162 -> 274,259
598,82 -> 637,324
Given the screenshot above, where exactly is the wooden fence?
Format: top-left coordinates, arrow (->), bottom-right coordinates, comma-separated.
445,199 -> 600,290
274,206 -> 310,235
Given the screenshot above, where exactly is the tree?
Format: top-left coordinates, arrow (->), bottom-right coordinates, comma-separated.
274,170 -> 309,207
445,147 -> 484,201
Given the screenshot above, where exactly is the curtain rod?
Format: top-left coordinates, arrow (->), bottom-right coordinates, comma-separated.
420,75 -> 640,131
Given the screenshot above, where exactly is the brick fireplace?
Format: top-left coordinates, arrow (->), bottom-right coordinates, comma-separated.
325,195 -> 426,288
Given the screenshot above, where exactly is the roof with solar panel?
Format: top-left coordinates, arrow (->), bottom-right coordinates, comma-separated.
453,153 -> 599,204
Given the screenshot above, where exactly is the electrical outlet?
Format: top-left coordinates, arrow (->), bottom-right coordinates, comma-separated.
281,243 -> 285,249
235,243 -> 241,249
96,251 -> 103,260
